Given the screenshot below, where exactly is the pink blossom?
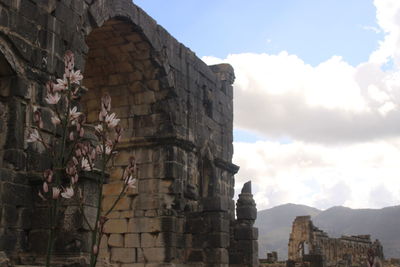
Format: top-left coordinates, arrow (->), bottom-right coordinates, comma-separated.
96,142 -> 112,155
51,115 -> 61,125
43,169 -> 53,183
33,109 -> 43,129
64,51 -> 74,76
79,127 -> 84,137
27,129 -> 41,143
98,109 -> 107,122
125,176 -> 136,189
81,158 -> 91,171
71,174 -> 79,184
94,124 -> 103,134
54,76 -> 68,91
46,81 -> 56,94
45,92 -> 61,105
43,182 -> 49,193
69,70 -> 83,84
105,113 -> 120,128
61,186 -> 74,199
92,245 -> 98,255
52,187 -> 61,199
38,191 -> 47,201
69,106 -> 82,121
101,94 -> 111,112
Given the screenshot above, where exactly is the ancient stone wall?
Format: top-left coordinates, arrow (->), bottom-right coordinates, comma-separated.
288,216 -> 383,267
0,0 -> 257,266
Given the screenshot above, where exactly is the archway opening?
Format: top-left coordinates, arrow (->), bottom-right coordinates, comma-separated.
0,52 -> 16,166
81,18 -> 170,264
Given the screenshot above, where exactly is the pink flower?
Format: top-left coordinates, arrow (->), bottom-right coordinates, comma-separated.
46,81 -> 56,94
38,191 -> 47,201
64,51 -> 75,78
45,92 -> 61,105
27,129 -> 41,143
43,182 -> 49,193
52,187 -> 61,199
81,158 -> 91,171
61,186 -> 74,199
96,145 -> 111,155
105,113 -> 120,128
43,169 -> 53,183
71,174 -> 79,184
51,115 -> 61,126
101,94 -> 111,112
54,76 -> 68,91
69,106 -> 82,121
69,70 -> 83,84
125,176 -> 136,189
94,124 -> 103,134
33,109 -> 43,129
92,245 -> 98,255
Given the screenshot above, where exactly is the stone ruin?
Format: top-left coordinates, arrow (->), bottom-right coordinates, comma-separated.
287,216 -> 383,267
0,0 -> 258,266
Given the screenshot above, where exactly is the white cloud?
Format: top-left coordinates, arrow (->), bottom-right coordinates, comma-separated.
203,0 -> 400,210
233,140 -> 400,210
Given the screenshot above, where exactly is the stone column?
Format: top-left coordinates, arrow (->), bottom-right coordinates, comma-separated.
229,181 -> 258,267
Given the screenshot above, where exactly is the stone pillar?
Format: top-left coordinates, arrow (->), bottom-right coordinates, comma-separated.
229,181 -> 258,267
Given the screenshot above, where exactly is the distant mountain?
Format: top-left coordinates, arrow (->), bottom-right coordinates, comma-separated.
255,204 -> 400,260
255,203 -> 321,260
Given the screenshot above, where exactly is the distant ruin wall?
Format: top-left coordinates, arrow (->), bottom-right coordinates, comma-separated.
288,216 -> 383,267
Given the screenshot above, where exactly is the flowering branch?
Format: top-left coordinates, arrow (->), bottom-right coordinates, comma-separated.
28,51 -> 137,267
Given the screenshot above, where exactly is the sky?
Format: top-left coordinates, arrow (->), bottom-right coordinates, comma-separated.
134,0 -> 400,211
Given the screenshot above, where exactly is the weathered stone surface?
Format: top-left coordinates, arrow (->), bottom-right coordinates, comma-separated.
104,219 -> 128,234
111,247 -> 136,263
108,234 -> 124,247
288,216 -> 384,267
125,233 -> 140,248
0,0 -> 258,266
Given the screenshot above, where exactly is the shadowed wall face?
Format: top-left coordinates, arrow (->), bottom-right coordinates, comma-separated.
0,0 -> 258,265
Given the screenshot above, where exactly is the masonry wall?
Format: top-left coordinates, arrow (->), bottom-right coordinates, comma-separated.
0,0 -> 256,266
288,216 -> 383,267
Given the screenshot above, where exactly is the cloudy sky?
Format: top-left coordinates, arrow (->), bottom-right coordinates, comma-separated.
134,0 -> 400,210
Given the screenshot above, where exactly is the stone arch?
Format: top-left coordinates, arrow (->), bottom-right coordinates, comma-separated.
198,146 -> 216,198
0,53 -> 15,160
81,17 -> 174,265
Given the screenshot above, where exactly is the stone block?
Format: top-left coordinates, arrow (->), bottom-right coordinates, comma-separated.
128,217 -> 163,233
28,229 -> 49,253
125,233 -> 140,248
102,196 -> 131,211
0,182 -> 31,206
234,226 -> 258,240
108,234 -> 124,247
0,168 -> 15,182
142,247 -> 172,263
1,205 -> 17,227
103,181 -> 125,196
104,219 -> 128,234
187,249 -> 203,262
111,247 -> 136,263
0,228 -> 16,251
202,196 -> 229,212
205,248 -> 229,264
206,233 -> 230,248
3,149 -> 26,170
236,206 -> 257,221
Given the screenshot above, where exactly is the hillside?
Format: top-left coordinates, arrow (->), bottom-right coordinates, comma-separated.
256,204 -> 400,260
